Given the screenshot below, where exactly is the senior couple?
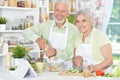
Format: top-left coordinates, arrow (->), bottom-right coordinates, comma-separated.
23,0 -> 113,73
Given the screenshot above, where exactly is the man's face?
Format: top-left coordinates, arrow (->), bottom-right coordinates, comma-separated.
54,2 -> 69,24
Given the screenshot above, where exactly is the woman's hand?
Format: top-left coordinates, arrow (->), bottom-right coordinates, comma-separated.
72,56 -> 83,68
88,64 -> 95,73
45,47 -> 56,58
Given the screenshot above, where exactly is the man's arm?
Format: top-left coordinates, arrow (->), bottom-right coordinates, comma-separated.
23,24 -> 42,42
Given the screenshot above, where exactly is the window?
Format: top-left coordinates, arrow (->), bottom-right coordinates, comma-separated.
106,0 -> 120,43
106,0 -> 120,65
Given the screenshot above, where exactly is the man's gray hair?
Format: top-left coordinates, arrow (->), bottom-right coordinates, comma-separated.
75,10 -> 94,26
54,0 -> 70,12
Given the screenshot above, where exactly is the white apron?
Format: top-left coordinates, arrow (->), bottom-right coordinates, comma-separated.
49,25 -> 68,50
76,31 -> 112,73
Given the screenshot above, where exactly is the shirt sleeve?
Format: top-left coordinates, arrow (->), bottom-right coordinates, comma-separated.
96,30 -> 110,47
23,23 -> 44,42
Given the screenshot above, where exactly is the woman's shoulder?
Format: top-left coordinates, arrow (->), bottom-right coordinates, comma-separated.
94,28 -> 110,44
94,28 -> 107,37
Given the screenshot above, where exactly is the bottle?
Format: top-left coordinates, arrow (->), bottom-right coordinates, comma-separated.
44,8 -> 49,21
6,53 -> 11,71
2,40 -> 8,54
39,50 -> 44,62
26,16 -> 34,28
27,0 -> 31,8
31,0 -> 36,8
71,0 -> 76,12
39,8 -> 44,23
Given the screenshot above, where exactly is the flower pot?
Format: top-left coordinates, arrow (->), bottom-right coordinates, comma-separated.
14,58 -> 25,67
0,24 -> 6,31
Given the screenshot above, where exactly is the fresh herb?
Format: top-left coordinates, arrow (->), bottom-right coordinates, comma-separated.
12,45 -> 29,58
9,67 -> 16,71
66,68 -> 83,73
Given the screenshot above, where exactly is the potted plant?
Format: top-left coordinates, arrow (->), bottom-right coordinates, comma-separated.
0,16 -> 8,31
11,45 -> 29,58
9,45 -> 29,71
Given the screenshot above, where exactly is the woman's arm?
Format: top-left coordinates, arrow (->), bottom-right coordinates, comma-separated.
88,43 -> 113,72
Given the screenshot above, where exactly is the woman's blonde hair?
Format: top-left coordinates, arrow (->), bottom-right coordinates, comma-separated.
75,10 -> 94,26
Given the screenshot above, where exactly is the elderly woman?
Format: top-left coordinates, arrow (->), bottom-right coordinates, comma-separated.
72,10 -> 113,73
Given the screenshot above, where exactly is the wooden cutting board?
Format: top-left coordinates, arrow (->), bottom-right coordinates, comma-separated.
59,69 -> 93,77
59,70 -> 83,76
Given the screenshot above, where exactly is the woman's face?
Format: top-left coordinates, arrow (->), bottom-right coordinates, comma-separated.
75,14 -> 92,34
54,3 -> 69,23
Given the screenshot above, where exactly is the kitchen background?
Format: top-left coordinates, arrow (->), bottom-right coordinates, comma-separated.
0,0 -> 120,68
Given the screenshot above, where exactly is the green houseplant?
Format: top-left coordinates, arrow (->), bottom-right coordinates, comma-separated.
67,14 -> 75,24
0,16 -> 7,24
12,45 -> 29,58
0,16 -> 8,31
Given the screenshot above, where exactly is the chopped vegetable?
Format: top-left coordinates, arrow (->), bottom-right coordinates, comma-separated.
95,70 -> 104,76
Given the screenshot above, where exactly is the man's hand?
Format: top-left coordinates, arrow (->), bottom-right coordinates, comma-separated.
45,47 -> 56,58
36,38 -> 47,50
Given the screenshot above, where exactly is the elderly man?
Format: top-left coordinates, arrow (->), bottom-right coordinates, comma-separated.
23,0 -> 79,60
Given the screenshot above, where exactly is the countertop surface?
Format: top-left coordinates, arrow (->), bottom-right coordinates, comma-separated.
0,71 -> 120,80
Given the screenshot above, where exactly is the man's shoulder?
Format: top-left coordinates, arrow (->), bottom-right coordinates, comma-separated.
67,22 -> 77,29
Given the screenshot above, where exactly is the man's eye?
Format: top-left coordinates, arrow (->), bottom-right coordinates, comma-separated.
75,20 -> 79,23
82,19 -> 86,22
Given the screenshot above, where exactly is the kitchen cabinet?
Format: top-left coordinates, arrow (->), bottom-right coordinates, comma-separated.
0,0 -> 38,39
0,0 -> 49,38
0,0 -> 43,66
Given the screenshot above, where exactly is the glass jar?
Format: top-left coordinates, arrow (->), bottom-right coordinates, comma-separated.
17,0 -> 25,7
20,19 -> 27,29
8,0 -> 17,7
26,16 -> 34,28
31,0 -> 36,8
24,0 -> 31,8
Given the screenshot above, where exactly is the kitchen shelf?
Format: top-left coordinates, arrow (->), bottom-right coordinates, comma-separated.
0,54 -> 6,56
8,44 -> 37,48
0,6 -> 36,10
0,30 -> 23,33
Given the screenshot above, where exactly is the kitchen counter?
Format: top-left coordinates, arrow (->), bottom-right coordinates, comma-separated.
0,70 -> 120,80
24,72 -> 119,80
0,59 -> 120,80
